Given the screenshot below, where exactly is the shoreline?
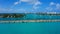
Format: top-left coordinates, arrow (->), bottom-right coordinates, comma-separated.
0,20 -> 60,23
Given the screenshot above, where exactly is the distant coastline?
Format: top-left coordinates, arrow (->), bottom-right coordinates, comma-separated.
0,12 -> 60,23
0,12 -> 60,20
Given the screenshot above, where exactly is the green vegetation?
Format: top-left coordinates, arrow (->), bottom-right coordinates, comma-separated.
3,14 -> 10,18
2,14 -> 25,18
13,14 -> 25,18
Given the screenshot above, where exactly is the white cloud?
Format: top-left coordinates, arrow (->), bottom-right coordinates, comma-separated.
0,8 -> 13,11
50,2 -> 55,6
56,3 -> 60,10
14,2 -> 19,5
14,0 -> 42,10
20,0 -> 30,2
20,0 -> 41,4
14,0 -> 42,5
45,2 -> 55,12
46,2 -> 60,12
49,2 -> 60,10
45,7 -> 54,12
33,1 -> 42,9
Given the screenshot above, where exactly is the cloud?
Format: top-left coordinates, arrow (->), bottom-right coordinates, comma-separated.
0,8 -> 13,11
0,8 -> 27,13
14,2 -> 19,5
45,2 -> 60,12
20,0 -> 31,2
32,0 -> 42,10
14,0 -> 42,10
50,2 -> 55,6
20,0 -> 41,4
56,3 -> 60,10
50,2 -> 60,10
45,7 -> 53,12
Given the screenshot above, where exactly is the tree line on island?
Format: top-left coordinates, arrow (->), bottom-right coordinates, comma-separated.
0,14 -> 26,18
0,13 -> 60,18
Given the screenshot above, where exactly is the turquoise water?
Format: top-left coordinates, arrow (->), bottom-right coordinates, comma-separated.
0,22 -> 60,34
0,14 -> 60,34
0,14 -> 60,20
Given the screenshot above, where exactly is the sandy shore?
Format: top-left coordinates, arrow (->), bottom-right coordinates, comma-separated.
0,20 -> 60,23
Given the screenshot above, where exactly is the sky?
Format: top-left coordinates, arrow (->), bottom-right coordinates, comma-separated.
0,0 -> 60,13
